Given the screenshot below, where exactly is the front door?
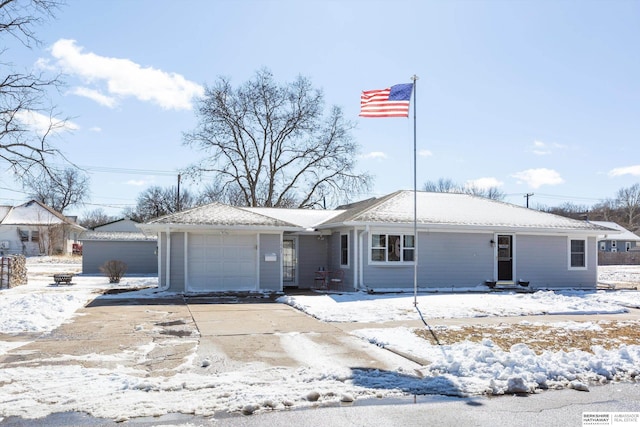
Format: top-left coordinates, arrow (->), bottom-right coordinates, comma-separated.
496,235 -> 513,282
282,238 -> 297,287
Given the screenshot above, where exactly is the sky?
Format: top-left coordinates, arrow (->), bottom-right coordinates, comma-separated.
1,257 -> 639,421
1,0 -> 639,218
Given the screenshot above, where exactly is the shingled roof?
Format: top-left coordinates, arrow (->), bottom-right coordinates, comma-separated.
145,202 -> 300,228
140,191 -> 612,235
318,191 -> 611,233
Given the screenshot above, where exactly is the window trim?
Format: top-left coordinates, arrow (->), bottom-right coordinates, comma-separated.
369,232 -> 415,265
340,233 -> 350,267
568,237 -> 587,270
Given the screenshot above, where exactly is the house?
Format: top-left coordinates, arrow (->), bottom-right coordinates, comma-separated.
0,200 -> 85,256
79,218 -> 158,275
139,190 -> 613,294
590,221 -> 640,252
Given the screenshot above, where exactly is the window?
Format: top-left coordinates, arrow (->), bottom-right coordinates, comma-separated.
599,241 -> 606,251
31,230 -> 39,242
626,242 -> 632,252
340,234 -> 349,266
19,229 -> 29,242
569,239 -> 586,269
371,233 -> 415,263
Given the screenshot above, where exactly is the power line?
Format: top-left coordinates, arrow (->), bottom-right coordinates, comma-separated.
79,165 -> 179,176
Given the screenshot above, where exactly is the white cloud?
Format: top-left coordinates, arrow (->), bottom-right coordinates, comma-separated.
512,168 -> 564,189
48,39 -> 204,110
362,151 -> 388,160
465,177 -> 504,190
70,87 -> 117,108
531,140 -> 550,156
15,110 -> 79,136
608,165 -> 640,177
89,126 -> 102,132
530,140 -> 567,156
418,149 -> 433,157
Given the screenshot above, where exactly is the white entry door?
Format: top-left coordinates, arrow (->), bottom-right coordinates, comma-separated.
187,233 -> 257,292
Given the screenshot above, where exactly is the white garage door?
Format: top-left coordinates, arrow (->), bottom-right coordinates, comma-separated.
187,233 -> 257,292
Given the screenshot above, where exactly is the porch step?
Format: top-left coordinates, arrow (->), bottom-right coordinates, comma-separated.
485,280 -> 531,292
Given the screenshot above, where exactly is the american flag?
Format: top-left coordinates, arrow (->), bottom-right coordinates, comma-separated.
359,83 -> 413,118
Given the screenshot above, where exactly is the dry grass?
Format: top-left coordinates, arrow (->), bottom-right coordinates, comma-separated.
414,321 -> 640,353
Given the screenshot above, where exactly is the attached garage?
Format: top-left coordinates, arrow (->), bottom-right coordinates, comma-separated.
187,233 -> 258,292
140,202 -> 304,294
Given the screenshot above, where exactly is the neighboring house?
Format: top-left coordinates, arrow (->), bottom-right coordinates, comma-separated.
590,221 -> 640,252
0,200 -> 85,256
79,218 -> 157,275
139,190 -> 613,294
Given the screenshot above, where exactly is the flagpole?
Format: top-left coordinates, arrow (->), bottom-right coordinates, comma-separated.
411,75 -> 418,307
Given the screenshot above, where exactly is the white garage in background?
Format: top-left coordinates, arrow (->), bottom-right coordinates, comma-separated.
187,233 -> 258,292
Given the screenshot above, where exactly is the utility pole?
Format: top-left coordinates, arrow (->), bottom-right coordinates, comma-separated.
524,193 -> 534,208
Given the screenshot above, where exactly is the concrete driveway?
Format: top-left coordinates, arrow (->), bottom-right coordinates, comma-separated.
0,296 -> 419,376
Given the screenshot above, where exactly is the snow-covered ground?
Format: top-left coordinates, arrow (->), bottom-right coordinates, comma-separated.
0,258 -> 639,421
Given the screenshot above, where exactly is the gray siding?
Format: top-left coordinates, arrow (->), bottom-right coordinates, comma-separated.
421,232 -> 494,288
516,235 -> 597,289
82,240 -> 157,275
329,230 -> 354,289
168,232 -> 186,292
361,231 -> 494,289
297,235 -> 329,289
360,231 -> 597,290
259,233 -> 282,291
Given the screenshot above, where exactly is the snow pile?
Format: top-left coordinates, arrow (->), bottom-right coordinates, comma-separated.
354,326 -> 640,396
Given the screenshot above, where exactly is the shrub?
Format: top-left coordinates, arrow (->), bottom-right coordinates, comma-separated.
99,260 -> 128,283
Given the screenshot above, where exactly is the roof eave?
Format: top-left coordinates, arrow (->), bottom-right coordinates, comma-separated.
139,223 -> 303,233
316,221 -> 606,235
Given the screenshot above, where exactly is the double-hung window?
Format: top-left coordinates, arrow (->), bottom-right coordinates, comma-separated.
569,238 -> 586,269
371,233 -> 414,263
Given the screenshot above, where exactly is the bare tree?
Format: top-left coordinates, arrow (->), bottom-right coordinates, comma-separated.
589,198 -> 619,222
79,208 -> 117,229
183,68 -> 371,208
614,183 -> 640,230
132,185 -> 196,222
423,178 -> 461,193
23,167 -> 90,212
464,185 -> 505,201
1,0 -> 70,178
538,202 -> 590,220
423,178 -> 505,201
